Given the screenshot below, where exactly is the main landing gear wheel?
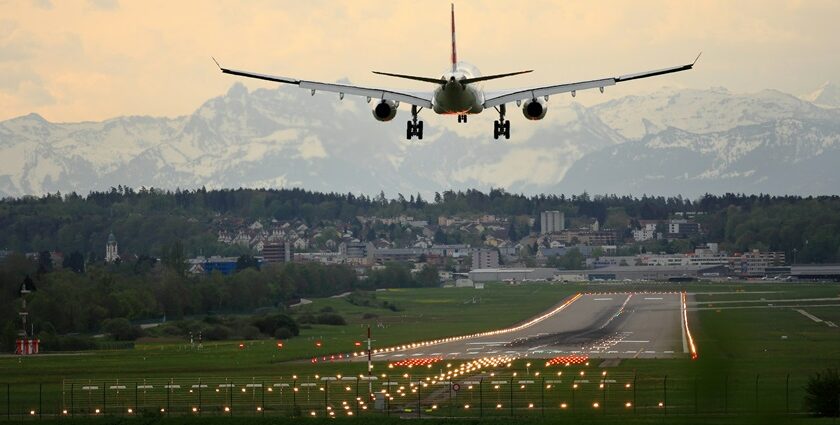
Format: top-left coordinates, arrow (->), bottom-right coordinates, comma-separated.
493,105 -> 510,140
457,114 -> 468,123
406,105 -> 424,140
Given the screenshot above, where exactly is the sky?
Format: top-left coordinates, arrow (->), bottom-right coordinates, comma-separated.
1,0 -> 838,122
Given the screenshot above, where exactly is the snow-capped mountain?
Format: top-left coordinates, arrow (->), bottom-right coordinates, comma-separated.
559,118 -> 840,196
0,82 -> 621,197
802,81 -> 840,109
1,82 -> 839,198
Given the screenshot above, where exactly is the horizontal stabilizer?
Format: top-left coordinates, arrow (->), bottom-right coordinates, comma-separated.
372,71 -> 445,85
460,70 -> 533,85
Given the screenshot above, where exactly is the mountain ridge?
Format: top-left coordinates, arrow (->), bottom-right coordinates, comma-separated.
1,82 -> 839,198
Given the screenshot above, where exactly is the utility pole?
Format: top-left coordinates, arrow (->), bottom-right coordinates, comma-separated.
367,326 -> 373,395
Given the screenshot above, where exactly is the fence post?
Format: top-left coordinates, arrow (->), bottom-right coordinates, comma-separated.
355,377 -> 360,417
541,377 -> 545,417
166,381 -> 170,416
663,375 -> 667,416
448,380 -> 452,418
261,381 -> 265,417
102,384 -> 106,415
724,375 -> 728,414
292,379 -> 297,417
417,378 -> 421,419
694,375 -> 698,414
198,379 -> 202,416
229,380 -> 233,416
603,379 -> 607,416
479,378 -> 483,418
755,374 -> 760,413
70,383 -> 74,417
39,383 -> 42,419
509,377 -> 513,417
6,383 -> 9,420
785,374 -> 790,414
633,375 -> 637,415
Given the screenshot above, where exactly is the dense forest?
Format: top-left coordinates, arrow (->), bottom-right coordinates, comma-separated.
0,247 -> 438,352
1,187 -> 839,262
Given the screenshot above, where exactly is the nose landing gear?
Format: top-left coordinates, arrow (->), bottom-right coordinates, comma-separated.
493,105 -> 510,140
457,114 -> 468,123
406,105 -> 424,140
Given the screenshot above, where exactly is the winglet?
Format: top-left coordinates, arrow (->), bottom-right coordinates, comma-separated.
211,57 -> 222,71
692,52 -> 703,66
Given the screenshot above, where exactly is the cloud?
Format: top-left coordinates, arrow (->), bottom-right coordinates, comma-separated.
87,0 -> 118,10
31,0 -> 52,9
0,0 -> 838,122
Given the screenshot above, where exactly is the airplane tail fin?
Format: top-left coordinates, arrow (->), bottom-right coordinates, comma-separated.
451,3 -> 457,72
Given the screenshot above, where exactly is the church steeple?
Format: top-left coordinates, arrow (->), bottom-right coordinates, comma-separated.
106,232 -> 119,263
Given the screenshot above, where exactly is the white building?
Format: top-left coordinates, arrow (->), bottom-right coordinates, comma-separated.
105,232 -> 119,263
540,211 -> 564,234
632,223 -> 658,242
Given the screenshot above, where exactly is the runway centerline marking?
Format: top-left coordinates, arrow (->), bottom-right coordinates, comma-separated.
594,298 -> 614,301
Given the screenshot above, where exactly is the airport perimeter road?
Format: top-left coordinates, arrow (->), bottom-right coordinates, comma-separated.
364,293 -> 686,361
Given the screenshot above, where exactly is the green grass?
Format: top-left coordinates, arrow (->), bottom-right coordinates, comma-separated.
1,282 -> 839,422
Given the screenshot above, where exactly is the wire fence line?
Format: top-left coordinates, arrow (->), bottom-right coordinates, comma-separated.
0,371 -> 813,420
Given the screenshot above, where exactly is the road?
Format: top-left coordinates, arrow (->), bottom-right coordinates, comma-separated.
363,292 -> 686,361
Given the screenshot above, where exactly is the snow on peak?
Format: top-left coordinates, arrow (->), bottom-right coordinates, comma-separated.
803,81 -> 840,108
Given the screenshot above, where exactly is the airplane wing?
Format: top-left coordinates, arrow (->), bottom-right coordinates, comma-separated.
483,54 -> 700,109
213,59 -> 433,108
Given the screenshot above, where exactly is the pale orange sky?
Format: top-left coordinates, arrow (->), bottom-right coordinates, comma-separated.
1,0 -> 838,122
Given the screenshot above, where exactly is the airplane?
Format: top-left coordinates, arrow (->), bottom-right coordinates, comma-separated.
214,4 -> 699,140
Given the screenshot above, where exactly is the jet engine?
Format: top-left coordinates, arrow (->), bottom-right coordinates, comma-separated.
372,100 -> 398,122
521,98 -> 547,120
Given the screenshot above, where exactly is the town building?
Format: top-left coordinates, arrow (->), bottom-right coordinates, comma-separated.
667,219 -> 700,237
472,249 -> 500,270
187,256 -> 252,275
790,264 -> 840,281
469,268 -> 558,282
540,211 -> 564,234
556,229 -> 617,246
587,265 -> 729,281
262,241 -> 292,263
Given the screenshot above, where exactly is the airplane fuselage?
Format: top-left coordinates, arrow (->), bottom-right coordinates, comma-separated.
432,64 -> 485,114
216,4 -> 696,141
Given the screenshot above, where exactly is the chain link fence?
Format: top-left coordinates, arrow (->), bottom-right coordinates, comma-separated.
0,371 -> 814,420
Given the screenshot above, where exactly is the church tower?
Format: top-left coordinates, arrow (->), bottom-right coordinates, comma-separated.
105,232 -> 119,263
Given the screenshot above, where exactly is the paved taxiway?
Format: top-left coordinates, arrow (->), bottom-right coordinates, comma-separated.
364,293 -> 686,361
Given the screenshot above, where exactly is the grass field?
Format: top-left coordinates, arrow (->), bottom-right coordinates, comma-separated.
1,281 -> 839,423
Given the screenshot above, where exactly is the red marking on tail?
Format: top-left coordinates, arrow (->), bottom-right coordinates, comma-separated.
450,3 -> 457,72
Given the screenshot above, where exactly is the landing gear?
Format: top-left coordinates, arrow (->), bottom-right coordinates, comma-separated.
406,105 -> 423,140
457,114 -> 468,123
493,105 -> 510,140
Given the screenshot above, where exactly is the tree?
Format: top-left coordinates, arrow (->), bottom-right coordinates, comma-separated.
805,368 -> 840,417
102,318 -> 142,341
415,264 -> 440,287
161,241 -> 186,276
62,251 -> 86,274
1,322 -> 17,353
236,255 -> 260,272
434,228 -> 447,244
37,251 -> 53,274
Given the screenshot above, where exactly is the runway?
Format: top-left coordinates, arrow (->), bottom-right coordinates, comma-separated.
362,293 -> 687,361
